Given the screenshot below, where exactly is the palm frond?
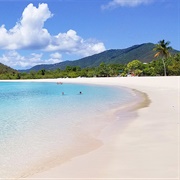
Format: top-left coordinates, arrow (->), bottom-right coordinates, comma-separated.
154,52 -> 160,58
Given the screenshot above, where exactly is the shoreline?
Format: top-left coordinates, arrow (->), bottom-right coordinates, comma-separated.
15,78 -> 149,179
1,76 -> 179,179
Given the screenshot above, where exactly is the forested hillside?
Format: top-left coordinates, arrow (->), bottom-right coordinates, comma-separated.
0,42 -> 179,79
22,43 -> 158,72
0,63 -> 17,74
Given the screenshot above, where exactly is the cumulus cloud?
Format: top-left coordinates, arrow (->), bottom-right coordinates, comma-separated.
46,29 -> 105,56
102,0 -> 153,9
0,3 -> 105,57
0,51 -> 62,69
50,52 -> 62,59
0,3 -> 52,50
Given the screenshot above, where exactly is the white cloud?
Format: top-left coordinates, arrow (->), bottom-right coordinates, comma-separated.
46,29 -> 105,57
0,3 -> 52,50
50,52 -> 62,59
0,3 -> 105,58
48,52 -> 63,64
0,51 -> 61,69
102,0 -> 153,9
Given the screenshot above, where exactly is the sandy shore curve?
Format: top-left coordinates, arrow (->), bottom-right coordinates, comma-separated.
2,76 -> 179,179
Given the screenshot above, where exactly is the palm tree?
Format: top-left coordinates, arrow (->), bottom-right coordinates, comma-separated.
153,40 -> 172,76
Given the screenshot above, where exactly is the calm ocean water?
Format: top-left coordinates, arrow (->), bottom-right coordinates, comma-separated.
0,82 -> 136,178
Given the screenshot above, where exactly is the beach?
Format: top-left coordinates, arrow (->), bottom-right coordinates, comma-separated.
2,76 -> 179,179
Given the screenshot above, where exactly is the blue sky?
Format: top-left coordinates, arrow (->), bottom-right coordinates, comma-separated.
0,0 -> 179,70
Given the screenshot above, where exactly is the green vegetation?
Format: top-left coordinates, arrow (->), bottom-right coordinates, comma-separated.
23,43 -> 160,72
126,60 -> 143,76
0,53 -> 179,79
0,63 -> 18,79
153,40 -> 172,76
0,41 -> 180,80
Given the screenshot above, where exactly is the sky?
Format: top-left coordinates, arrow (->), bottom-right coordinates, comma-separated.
0,0 -> 179,70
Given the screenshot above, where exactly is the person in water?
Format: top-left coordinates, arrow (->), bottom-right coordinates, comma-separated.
79,91 -> 82,95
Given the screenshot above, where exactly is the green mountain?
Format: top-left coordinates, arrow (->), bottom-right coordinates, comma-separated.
20,43 -> 179,72
0,63 -> 18,74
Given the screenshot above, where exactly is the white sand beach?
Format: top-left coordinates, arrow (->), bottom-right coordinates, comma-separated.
15,76 -> 179,179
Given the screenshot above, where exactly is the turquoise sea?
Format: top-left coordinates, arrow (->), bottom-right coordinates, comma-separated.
0,82 -> 137,178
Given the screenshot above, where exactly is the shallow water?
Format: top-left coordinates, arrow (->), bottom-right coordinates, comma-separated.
0,82 -> 136,178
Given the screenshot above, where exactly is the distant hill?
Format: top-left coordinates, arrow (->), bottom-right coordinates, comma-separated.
20,43 -> 179,72
0,63 -> 18,74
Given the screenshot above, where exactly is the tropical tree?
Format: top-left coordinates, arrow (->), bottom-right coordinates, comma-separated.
97,62 -> 109,77
153,40 -> 172,76
127,60 -> 143,76
168,53 -> 180,75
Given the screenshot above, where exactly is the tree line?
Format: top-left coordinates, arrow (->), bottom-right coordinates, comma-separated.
0,40 -> 180,79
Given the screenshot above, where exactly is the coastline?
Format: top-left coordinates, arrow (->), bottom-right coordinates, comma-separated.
1,76 -> 179,179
